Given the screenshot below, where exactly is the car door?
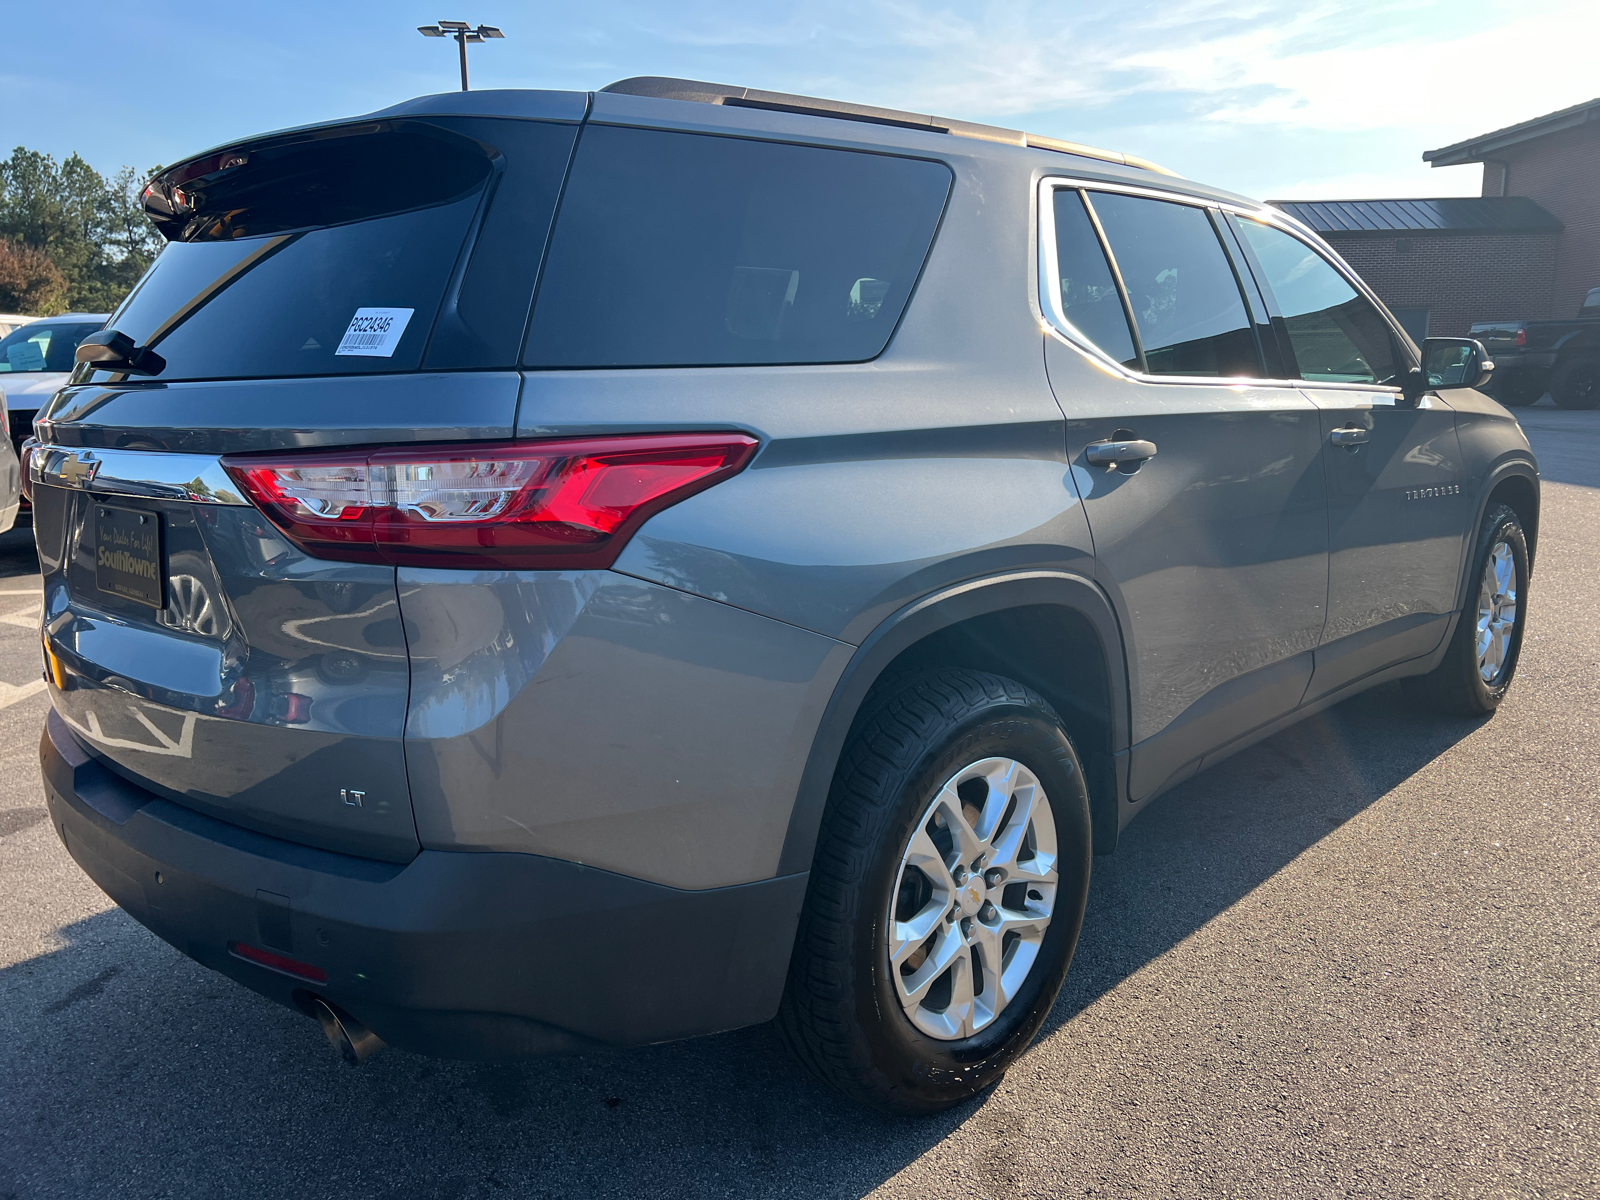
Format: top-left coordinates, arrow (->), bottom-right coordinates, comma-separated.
1040,184 -> 1330,802
1229,216 -> 1470,700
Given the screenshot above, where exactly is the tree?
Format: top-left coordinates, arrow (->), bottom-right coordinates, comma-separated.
0,148 -> 163,315
0,240 -> 68,314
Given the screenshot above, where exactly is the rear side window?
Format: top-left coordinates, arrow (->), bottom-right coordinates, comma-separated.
1235,219 -> 1401,385
524,126 -> 952,368
1087,192 -> 1262,378
103,120 -> 574,382
1050,191 -> 1138,368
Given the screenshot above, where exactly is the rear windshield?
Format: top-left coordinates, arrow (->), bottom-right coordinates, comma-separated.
0,321 -> 103,373
102,123 -> 508,382
524,126 -> 952,368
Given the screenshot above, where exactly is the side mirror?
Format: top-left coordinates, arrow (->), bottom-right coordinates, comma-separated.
1404,337 -> 1492,399
75,329 -> 165,376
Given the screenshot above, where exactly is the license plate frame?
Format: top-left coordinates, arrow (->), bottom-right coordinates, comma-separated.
94,504 -> 165,609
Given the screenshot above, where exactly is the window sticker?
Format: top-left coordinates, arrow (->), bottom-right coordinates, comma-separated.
7,340 -> 47,371
335,308 -> 414,357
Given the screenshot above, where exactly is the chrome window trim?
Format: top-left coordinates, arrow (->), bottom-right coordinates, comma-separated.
29,445 -> 248,506
1035,175 -> 1413,396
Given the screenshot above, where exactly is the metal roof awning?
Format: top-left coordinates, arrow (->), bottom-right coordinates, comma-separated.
1423,97 -> 1600,166
1268,196 -> 1562,237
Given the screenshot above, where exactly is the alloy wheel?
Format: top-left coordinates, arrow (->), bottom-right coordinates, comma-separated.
888,757 -> 1058,1040
1476,540 -> 1518,683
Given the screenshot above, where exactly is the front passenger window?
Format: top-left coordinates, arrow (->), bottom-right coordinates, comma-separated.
1236,219 -> 1401,385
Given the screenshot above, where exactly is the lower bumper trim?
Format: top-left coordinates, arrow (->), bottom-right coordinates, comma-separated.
42,708 -> 809,1058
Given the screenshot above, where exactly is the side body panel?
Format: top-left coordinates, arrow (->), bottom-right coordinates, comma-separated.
1045,336 -> 1329,801
398,570 -> 849,890
1302,388 -> 1470,701
1447,387 -> 1542,567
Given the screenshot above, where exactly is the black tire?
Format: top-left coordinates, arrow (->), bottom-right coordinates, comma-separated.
776,668 -> 1092,1113
1552,357 -> 1600,410
1407,503 -> 1529,716
1492,371 -> 1545,408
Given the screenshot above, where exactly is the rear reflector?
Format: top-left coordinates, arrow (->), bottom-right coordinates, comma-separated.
229,941 -> 329,984
223,433 -> 759,569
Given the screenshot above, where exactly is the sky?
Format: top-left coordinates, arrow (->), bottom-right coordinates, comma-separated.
9,0 -> 1599,201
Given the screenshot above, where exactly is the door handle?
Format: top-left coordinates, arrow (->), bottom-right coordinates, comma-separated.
1085,438 -> 1158,470
1329,426 -> 1370,448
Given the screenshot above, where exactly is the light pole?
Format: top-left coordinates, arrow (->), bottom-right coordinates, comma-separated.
417,21 -> 505,91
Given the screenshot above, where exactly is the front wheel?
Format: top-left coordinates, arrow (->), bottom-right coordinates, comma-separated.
1408,503 -> 1529,716
777,669 -> 1092,1113
1492,371 -> 1545,408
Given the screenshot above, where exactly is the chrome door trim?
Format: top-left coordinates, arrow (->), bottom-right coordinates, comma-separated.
1034,175 -> 1414,397
29,445 -> 249,505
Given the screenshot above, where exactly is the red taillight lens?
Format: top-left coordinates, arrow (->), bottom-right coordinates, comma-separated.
224,433 -> 759,570
1515,328 -> 1526,347
229,942 -> 329,984
18,438 -> 34,503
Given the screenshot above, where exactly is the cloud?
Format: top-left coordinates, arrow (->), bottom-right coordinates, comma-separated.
611,0 -> 1598,149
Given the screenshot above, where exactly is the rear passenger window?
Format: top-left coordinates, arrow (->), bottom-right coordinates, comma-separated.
1087,192 -> 1262,378
1235,219 -> 1401,385
1050,190 -> 1138,368
524,126 -> 952,368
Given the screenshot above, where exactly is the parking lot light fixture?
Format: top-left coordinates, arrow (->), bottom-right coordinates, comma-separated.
416,21 -> 505,91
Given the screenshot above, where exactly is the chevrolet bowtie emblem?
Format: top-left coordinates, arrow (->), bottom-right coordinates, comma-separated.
58,450 -> 100,486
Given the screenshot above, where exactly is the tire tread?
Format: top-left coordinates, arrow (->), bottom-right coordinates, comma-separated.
775,668 -> 1065,1110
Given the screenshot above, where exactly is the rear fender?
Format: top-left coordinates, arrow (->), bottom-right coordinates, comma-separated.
776,569 -> 1131,876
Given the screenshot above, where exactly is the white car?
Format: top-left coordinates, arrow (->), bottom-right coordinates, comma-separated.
0,387 -> 17,534
0,314 -> 108,506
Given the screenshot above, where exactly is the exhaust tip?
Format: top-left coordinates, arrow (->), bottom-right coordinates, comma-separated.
309,997 -> 386,1065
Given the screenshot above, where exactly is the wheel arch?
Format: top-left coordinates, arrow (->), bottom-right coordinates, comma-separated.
777,571 -> 1131,875
1484,463 -> 1541,569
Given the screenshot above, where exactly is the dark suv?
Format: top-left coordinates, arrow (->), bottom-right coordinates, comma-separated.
35,78 -> 1538,1113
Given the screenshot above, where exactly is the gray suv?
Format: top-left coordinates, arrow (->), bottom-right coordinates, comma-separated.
35,78 -> 1538,1113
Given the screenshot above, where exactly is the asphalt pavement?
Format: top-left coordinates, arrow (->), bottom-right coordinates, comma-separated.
1,406 -> 1597,1199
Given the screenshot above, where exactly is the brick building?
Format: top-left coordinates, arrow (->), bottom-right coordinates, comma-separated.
1267,97 -> 1600,339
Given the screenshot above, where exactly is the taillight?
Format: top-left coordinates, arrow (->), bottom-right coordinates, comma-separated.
1515,328 -> 1526,347
18,437 -> 36,503
223,433 -> 759,570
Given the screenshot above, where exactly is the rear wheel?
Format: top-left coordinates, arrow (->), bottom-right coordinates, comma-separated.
1552,357 -> 1600,410
1408,503 -> 1529,716
777,669 -> 1092,1113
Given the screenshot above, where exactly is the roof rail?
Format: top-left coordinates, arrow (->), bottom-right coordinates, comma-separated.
600,77 -> 1175,176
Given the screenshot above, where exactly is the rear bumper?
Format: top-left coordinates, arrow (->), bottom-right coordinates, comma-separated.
41,707 -> 807,1059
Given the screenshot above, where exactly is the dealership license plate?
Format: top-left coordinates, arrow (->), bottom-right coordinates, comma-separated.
95,505 -> 164,608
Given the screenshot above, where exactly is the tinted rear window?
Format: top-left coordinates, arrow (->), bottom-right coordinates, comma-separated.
100,120 -> 574,382
1088,192 -> 1262,378
1050,190 -> 1138,368
524,126 -> 952,368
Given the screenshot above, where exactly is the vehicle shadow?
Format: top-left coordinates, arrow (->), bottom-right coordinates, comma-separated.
0,684 -> 1481,1200
0,518 -> 38,580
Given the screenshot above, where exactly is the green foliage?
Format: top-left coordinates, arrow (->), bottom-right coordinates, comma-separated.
0,148 -> 163,315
